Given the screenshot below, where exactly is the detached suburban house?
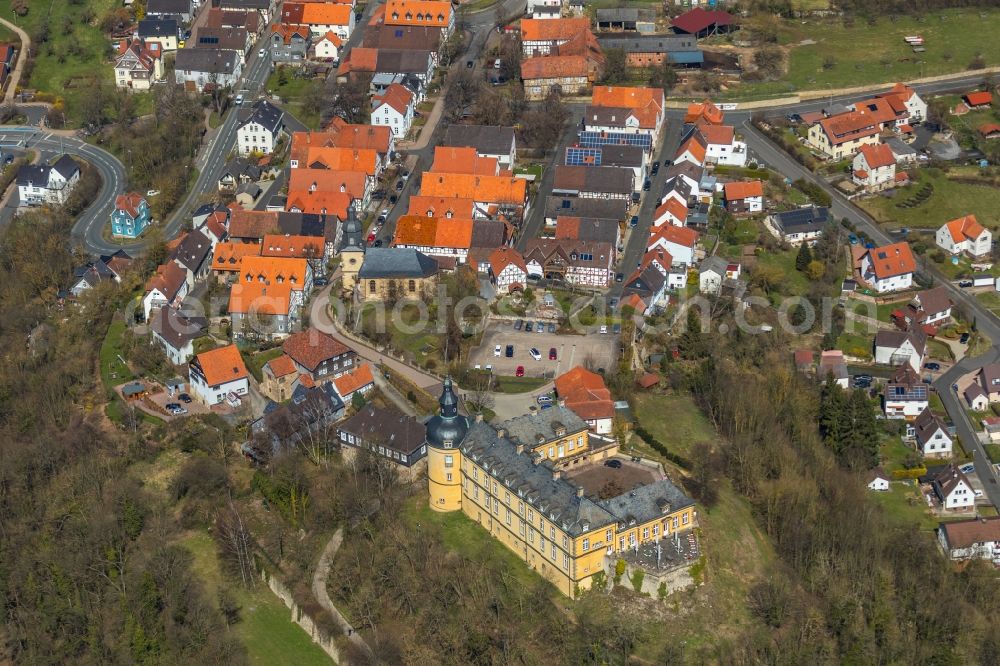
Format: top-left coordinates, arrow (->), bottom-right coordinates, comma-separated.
111,192 -> 151,239
189,344 -> 250,406
852,143 -> 896,192
149,306 -> 205,366
114,37 -> 164,90
371,83 -> 415,138
913,408 -> 953,457
858,242 -> 916,293
723,180 -> 763,215
807,111 -> 880,160
17,155 -> 80,207
768,206 -> 829,246
873,328 -> 926,372
979,363 -> 1000,402
883,365 -> 928,419
923,464 -> 974,511
647,224 -> 698,266
938,517 -> 1000,562
283,328 -> 358,380
936,214 -> 991,258
269,23 -> 312,64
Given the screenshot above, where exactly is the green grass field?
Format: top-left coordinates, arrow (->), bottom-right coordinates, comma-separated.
100,317 -> 135,389
495,375 -> 550,393
266,69 -> 323,129
753,248 -> 811,297
731,9 -> 1000,99
858,168 -> 1000,231
181,532 -> 334,665
632,392 -> 716,459
16,0 -> 150,125
836,331 -> 873,359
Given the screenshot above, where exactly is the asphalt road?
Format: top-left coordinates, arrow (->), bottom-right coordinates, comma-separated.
0,127 -> 127,254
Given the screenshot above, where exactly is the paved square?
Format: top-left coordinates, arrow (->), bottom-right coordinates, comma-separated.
469,319 -> 618,378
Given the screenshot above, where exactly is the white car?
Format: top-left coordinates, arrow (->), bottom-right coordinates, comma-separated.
494,345 -> 502,357
259,48 -> 267,58
600,325 -> 608,334
529,348 -> 541,361
234,93 -> 244,106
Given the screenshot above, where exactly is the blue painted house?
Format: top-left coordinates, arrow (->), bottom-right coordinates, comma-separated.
111,192 -> 151,238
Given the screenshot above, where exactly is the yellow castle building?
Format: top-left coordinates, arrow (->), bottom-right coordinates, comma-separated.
426,378 -> 697,597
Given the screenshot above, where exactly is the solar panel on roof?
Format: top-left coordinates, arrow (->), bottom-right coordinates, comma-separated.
579,131 -> 651,150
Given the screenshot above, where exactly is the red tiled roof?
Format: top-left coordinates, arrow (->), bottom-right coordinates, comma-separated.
684,99 -> 724,125
671,7 -> 735,34
266,353 -> 298,378
282,328 -> 352,372
373,83 -> 414,115
979,123 -> 1000,137
857,143 -> 895,169
521,55 -> 589,80
115,192 -> 145,219
489,246 -> 527,275
648,224 -> 698,249
554,366 -> 614,422
521,17 -> 591,42
965,91 -> 993,107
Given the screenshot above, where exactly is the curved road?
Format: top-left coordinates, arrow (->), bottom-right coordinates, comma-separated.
0,128 -> 127,254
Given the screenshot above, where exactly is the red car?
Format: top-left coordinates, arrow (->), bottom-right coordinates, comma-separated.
367,232 -> 376,243
548,347 -> 557,360
515,365 -> 525,377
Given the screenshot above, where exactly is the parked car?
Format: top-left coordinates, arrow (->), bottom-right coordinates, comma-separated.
600,325 -> 608,334
642,180 -> 651,191
505,344 -> 514,357
537,394 -> 552,405
525,321 -> 533,332
395,180 -> 404,191
924,362 -> 941,371
514,319 -> 523,330
651,161 -> 660,175
258,48 -> 266,58
389,195 -> 397,204
612,323 -> 621,335
529,348 -> 541,361
630,215 -> 638,227
547,322 -> 556,333
961,332 -> 971,344
466,60 -> 474,68
960,463 -> 976,474
536,322 -> 545,333
234,93 -> 244,106
373,239 -> 383,247
516,365 -> 525,377
314,276 -> 329,287
959,280 -> 974,288
604,459 -> 622,469
166,402 -> 180,410
494,58 -> 502,69
178,393 -> 192,404
494,345 -> 502,357
548,347 -> 557,360
615,273 -> 624,283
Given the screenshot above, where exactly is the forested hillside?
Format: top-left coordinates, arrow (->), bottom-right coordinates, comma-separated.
0,205 -> 244,663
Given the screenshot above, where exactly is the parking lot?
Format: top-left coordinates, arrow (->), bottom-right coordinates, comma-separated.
469,319 -> 618,378
564,456 -> 664,497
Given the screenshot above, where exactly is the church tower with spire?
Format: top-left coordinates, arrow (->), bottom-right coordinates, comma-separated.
426,377 -> 470,512
338,203 -> 365,292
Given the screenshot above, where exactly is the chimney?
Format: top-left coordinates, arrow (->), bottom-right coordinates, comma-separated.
576,486 -> 584,498
552,469 -> 561,480
497,428 -> 506,438
310,181 -> 317,192
475,413 -> 483,423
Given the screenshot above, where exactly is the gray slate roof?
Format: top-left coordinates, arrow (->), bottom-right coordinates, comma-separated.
544,195 -> 625,221
700,255 -> 728,276
458,416 -> 694,537
175,48 -> 240,75
499,406 -> 588,447
172,230 -> 213,273
138,19 -> 180,39
772,206 -> 830,236
242,100 -> 283,133
443,125 -> 515,157
358,247 -> 438,279
339,404 -> 426,456
597,34 -> 698,54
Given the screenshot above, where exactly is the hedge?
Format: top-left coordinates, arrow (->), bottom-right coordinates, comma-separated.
633,424 -> 692,470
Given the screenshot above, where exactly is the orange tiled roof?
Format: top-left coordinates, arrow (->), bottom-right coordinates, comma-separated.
212,242 -> 262,271
285,189 -> 353,217
431,146 -> 498,175
301,2 -> 353,25
291,124 -> 392,163
270,23 -> 311,44
384,0 -> 452,28
979,123 -> 1000,137
857,143 -> 895,169
340,46 -> 378,73
851,96 -> 905,125
724,180 -> 763,200
675,135 -> 706,163
283,328 -> 352,371
194,344 -> 248,386
373,83 -> 414,115
407,195 -> 476,218
238,255 -> 310,286
592,85 -> 663,117
554,366 -> 614,421
146,260 -> 187,299
262,234 -> 326,258
521,17 -> 591,42
228,278 -> 294,316
521,55 -> 589,80
288,167 -> 367,197
639,247 -> 674,273
656,198 -> 688,223
621,292 -> 646,313
866,242 -> 916,279
266,353 -> 298,378
945,215 -> 986,244
419,172 -> 527,204
489,246 -> 526,275
648,224 -> 698,249
393,215 -> 474,249
333,363 -> 375,396
300,146 -> 378,174
696,122 -> 734,145
684,99 -> 724,125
